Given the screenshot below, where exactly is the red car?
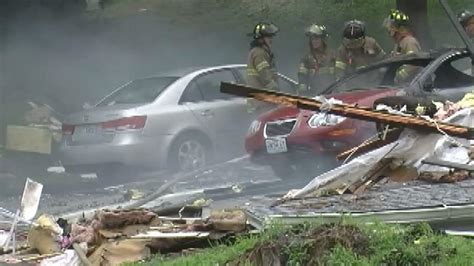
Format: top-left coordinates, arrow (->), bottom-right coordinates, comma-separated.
245,49 -> 474,178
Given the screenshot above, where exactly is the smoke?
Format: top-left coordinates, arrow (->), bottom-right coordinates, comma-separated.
0,2 -> 369,187
3,4 -> 253,114
8,0 -> 473,189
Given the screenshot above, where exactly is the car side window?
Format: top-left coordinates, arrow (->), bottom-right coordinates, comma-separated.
451,57 -> 474,77
235,67 -> 296,93
180,81 -> 204,103
277,75 -> 297,94
329,66 -> 390,94
195,70 -> 237,101
235,67 -> 247,82
431,56 -> 474,89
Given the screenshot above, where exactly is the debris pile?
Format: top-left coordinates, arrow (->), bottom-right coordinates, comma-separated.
282,107 -> 474,201
0,207 -> 250,265
5,101 -> 62,155
221,83 -> 474,204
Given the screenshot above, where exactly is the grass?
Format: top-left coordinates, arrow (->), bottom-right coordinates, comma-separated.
136,221 -> 474,266
135,234 -> 262,266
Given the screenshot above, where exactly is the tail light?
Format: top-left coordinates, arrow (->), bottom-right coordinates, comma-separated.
102,116 -> 147,132
62,124 -> 75,135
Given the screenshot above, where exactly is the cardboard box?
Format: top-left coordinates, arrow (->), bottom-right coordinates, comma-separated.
6,125 -> 52,154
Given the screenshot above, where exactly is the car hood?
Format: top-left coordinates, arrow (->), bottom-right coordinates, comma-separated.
260,88 -> 397,121
63,103 -> 145,125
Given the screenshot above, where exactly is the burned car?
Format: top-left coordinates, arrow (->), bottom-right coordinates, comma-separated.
245,48 -> 474,178
58,65 -> 296,175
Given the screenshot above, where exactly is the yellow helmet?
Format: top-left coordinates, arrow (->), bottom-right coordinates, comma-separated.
383,9 -> 410,29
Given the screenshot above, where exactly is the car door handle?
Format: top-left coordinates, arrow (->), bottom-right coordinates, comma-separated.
200,109 -> 214,117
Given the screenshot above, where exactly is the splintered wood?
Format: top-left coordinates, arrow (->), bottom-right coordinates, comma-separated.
252,93 -> 297,107
220,83 -> 474,139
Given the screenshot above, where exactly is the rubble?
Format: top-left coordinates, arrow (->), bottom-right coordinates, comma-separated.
281,108 -> 474,200
418,170 -> 470,183
220,82 -> 474,203
210,209 -> 247,232
27,215 -> 62,255
88,239 -> 150,265
5,101 -> 63,155
0,205 -> 252,265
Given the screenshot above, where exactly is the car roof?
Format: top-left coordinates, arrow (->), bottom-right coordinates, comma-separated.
155,64 -> 246,78
379,47 -> 469,64
323,48 -> 470,94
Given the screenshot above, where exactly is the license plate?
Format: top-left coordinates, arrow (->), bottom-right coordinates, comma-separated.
72,125 -> 99,141
265,138 -> 287,154
77,125 -> 98,135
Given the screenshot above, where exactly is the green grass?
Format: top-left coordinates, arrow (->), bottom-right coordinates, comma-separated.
136,235 -> 261,266
137,221 -> 474,266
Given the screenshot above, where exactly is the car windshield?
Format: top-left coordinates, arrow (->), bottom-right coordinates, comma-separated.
98,76 -> 178,106
324,58 -> 432,95
327,66 -> 392,94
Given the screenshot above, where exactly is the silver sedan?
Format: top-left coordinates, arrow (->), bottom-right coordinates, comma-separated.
58,65 -> 297,173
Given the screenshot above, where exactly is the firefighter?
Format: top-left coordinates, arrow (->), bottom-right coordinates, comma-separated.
458,10 -> 474,39
383,9 -> 422,84
374,10 -> 430,126
297,24 -> 336,96
335,20 -> 385,79
246,22 -> 279,113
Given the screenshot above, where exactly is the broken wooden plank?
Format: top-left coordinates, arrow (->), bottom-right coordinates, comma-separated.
220,83 -> 474,139
130,231 -> 210,239
348,159 -> 392,194
421,157 -> 474,172
157,217 -> 202,223
337,128 -> 402,161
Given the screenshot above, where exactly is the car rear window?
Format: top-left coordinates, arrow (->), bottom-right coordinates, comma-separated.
98,76 -> 178,106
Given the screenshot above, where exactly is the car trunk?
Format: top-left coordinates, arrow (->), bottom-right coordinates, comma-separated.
62,104 -> 146,145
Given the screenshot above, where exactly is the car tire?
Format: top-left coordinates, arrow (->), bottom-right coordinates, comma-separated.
168,134 -> 211,173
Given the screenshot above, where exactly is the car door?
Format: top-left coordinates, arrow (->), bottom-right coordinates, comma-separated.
183,69 -> 250,156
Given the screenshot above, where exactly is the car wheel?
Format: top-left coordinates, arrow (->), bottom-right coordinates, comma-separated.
169,135 -> 210,173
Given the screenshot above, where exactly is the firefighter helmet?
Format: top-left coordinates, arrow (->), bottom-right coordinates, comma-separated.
383,9 -> 410,28
343,20 -> 366,39
305,24 -> 329,38
249,22 -> 279,39
458,10 -> 474,27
